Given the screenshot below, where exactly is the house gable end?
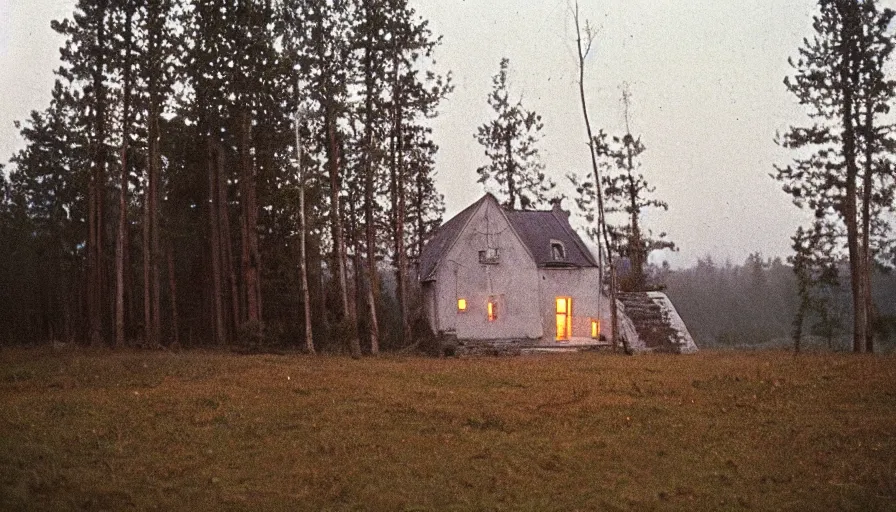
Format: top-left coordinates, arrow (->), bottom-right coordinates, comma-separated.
421,193 -> 538,282
418,194 -> 487,282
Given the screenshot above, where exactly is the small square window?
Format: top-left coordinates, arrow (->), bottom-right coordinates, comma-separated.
457,298 -> 467,312
479,248 -> 499,264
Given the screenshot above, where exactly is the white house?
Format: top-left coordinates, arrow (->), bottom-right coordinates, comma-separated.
418,193 -> 698,354
418,193 -> 613,349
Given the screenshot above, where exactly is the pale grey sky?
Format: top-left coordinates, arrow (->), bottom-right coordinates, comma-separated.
3,0 -> 888,267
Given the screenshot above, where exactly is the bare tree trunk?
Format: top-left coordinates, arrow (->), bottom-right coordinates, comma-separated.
167,240 -> 179,347
115,149 -> 128,347
149,109 -> 161,348
295,109 -> 314,354
326,105 -> 361,358
362,34 -> 381,355
144,109 -> 161,348
143,157 -> 152,346
88,1 -> 108,347
216,147 -> 239,335
861,92 -> 876,353
392,57 -> 411,346
207,139 -> 225,345
239,109 -> 262,325
572,2 -> 627,354
115,4 -> 133,348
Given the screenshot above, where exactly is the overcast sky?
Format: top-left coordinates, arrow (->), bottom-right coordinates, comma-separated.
3,0 -> 891,267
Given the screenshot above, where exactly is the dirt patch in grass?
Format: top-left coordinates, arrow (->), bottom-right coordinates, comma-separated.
1,347 -> 895,510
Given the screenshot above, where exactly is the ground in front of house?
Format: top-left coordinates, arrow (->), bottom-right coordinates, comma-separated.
1,347 -> 894,510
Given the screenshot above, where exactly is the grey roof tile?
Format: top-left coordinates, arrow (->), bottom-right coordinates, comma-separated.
419,194 -> 598,281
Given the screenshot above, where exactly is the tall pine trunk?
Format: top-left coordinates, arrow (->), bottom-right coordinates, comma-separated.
861,81 -> 876,353
325,104 -> 361,357
626,142 -> 644,291
87,1 -> 108,346
114,4 -> 133,348
363,35 -> 380,354
167,240 -> 179,347
294,109 -> 314,354
238,110 -> 262,324
150,109 -> 161,348
216,147 -> 239,336
391,56 -> 410,346
840,2 -> 869,354
144,105 -> 161,348
207,140 -> 225,345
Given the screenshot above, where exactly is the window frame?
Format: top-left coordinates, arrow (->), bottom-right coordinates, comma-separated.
479,248 -> 500,265
550,239 -> 566,261
487,296 -> 498,322
555,296 -> 572,341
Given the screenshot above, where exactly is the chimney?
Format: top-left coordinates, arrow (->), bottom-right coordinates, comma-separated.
551,197 -> 569,218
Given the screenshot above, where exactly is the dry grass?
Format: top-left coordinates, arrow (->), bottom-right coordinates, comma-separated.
1,347 -> 895,511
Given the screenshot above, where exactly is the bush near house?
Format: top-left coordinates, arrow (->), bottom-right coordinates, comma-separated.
1,348 -> 894,510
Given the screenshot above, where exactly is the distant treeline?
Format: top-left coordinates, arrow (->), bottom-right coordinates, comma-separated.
659,254 -> 896,351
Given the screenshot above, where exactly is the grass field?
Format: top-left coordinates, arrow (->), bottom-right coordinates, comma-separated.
1,347 -> 895,511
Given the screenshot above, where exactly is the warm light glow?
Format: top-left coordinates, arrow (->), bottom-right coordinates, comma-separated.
556,297 -> 567,314
487,299 -> 497,321
457,298 -> 467,312
591,319 -> 600,338
556,297 -> 571,341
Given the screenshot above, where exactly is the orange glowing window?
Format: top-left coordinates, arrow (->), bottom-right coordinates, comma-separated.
487,298 -> 498,321
591,319 -> 600,338
556,297 -> 572,341
457,298 -> 467,312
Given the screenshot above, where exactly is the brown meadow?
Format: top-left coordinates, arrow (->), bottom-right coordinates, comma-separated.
1,348 -> 894,510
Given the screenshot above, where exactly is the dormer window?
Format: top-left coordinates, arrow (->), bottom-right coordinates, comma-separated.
550,239 -> 566,261
479,248 -> 499,264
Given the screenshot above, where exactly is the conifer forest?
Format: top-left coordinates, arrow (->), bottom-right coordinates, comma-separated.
0,0 -> 452,351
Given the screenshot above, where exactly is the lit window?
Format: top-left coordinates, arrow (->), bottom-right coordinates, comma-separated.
487,297 -> 498,321
591,319 -> 600,338
556,297 -> 572,341
457,298 -> 467,312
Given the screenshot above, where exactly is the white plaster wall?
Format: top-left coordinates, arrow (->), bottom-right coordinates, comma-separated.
537,267 -> 612,344
432,199 -> 542,339
422,282 -> 438,334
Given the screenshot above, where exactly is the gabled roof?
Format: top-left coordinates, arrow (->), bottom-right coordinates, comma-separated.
505,209 -> 598,268
418,194 -> 488,282
418,193 -> 597,282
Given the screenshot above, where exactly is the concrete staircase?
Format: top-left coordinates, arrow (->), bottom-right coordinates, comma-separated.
617,292 -> 698,354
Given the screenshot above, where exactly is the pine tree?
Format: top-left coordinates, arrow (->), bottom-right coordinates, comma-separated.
53,0 -> 113,346
598,89 -> 675,291
385,0 -> 451,347
775,0 -> 896,353
475,58 -> 554,210
791,221 -> 841,352
7,81 -> 90,343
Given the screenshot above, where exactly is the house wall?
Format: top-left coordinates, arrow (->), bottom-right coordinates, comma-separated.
431,198 -> 542,340
422,282 -> 438,333
537,267 -> 612,344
